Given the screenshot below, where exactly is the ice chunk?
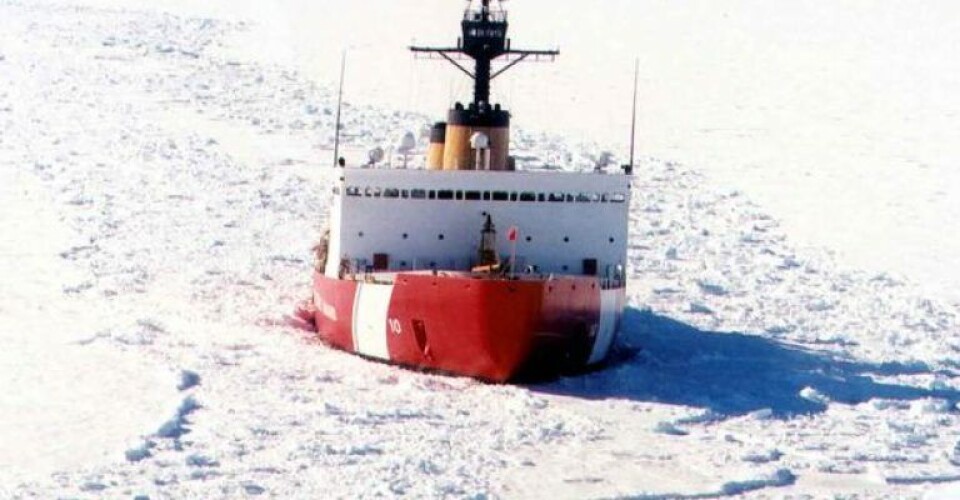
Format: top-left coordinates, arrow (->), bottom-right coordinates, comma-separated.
696,279 -> 728,297
177,370 -> 201,391
799,386 -> 830,406
721,468 -> 796,495
742,449 -> 784,464
156,396 -> 200,439
125,440 -> 153,462
689,302 -> 714,315
653,422 -> 689,436
186,454 -> 219,467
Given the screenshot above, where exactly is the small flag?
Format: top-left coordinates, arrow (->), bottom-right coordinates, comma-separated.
507,226 -> 519,242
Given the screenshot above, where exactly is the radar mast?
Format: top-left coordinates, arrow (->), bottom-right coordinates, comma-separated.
410,0 -> 559,106
411,0 -> 559,172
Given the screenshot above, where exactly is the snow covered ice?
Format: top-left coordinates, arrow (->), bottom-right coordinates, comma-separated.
1,0 -> 960,498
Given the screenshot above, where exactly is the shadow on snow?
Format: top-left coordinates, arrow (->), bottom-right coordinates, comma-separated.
532,308 -> 960,418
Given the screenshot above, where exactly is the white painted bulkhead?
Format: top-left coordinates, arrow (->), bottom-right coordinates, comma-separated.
325,168 -> 630,278
351,283 -> 394,360
587,289 -> 623,365
324,186 -> 345,278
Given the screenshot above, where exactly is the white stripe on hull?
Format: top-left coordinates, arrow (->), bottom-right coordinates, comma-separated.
587,289 -> 622,365
352,283 -> 394,360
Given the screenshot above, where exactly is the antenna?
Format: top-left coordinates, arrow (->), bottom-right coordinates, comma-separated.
626,58 -> 639,175
332,50 -> 346,167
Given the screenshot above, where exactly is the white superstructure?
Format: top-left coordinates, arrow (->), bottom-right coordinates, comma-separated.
324,168 -> 631,280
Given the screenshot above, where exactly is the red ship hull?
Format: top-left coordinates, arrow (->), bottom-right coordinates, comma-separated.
306,271 -> 625,382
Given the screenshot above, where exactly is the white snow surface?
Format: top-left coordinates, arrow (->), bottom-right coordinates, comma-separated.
1,1 -> 959,498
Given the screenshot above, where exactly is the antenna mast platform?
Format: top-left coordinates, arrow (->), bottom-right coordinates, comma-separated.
410,0 -> 559,107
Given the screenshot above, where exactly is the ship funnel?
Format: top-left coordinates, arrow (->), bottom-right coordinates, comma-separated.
443,102 -> 510,170
426,122 -> 446,170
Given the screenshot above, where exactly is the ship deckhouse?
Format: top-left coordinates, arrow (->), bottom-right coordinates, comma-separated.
325,168 -> 630,282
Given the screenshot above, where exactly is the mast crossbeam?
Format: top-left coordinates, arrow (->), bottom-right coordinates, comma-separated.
409,0 -> 557,106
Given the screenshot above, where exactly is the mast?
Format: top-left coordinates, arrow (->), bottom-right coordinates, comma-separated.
332,50 -> 346,167
410,0 -> 558,107
629,58 -> 639,171
410,0 -> 558,171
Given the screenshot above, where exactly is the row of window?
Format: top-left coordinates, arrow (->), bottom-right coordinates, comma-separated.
336,186 -> 627,204
355,231 -> 617,244
465,11 -> 508,25
466,28 -> 505,38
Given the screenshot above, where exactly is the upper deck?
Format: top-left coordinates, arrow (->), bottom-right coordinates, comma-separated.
323,167 -> 631,280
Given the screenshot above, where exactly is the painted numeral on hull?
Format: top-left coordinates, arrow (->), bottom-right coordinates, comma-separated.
388,318 -> 403,335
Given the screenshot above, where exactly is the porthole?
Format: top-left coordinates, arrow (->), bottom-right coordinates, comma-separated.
402,233 -> 409,239
562,265 -> 569,272
438,234 -> 445,240
609,237 -> 615,243
358,231 -> 364,238
525,236 -> 532,242
563,236 -> 570,243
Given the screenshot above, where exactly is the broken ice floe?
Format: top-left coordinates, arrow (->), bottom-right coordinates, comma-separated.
156,396 -> 200,439
799,386 -> 831,406
741,449 -> 784,464
126,395 -> 202,462
177,370 -> 201,391
720,468 -> 796,495
653,422 -> 689,436
124,441 -> 153,463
